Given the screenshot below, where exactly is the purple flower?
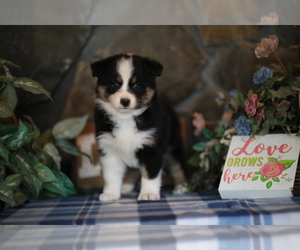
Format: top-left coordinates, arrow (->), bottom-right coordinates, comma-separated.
253,67 -> 273,84
234,116 -> 251,135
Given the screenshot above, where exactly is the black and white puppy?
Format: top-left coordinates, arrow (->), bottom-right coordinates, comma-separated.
91,54 -> 186,201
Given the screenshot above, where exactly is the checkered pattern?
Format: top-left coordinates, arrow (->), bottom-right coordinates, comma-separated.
1,225 -> 300,250
1,192 -> 300,225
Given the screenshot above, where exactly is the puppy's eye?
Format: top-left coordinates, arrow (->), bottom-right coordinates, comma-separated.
132,84 -> 140,90
112,81 -> 121,89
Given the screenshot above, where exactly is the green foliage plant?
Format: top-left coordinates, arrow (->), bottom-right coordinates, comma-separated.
0,58 -> 89,212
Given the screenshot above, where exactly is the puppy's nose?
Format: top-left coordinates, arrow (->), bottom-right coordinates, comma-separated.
120,98 -> 130,107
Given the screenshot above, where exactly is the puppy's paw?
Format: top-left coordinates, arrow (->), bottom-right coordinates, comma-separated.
99,193 -> 120,202
137,193 -> 160,201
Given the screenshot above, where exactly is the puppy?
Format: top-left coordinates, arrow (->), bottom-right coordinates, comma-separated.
91,54 -> 186,201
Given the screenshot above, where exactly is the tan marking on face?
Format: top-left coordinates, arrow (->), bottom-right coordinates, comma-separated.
131,77 -> 137,84
98,86 -> 108,101
142,88 -> 155,105
116,76 -> 122,83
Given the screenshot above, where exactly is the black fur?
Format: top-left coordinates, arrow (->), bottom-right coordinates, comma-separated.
92,54 -> 186,200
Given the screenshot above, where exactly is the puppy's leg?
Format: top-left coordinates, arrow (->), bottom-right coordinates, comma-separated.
167,152 -> 189,194
138,166 -> 162,201
99,153 -> 126,201
121,168 -> 140,194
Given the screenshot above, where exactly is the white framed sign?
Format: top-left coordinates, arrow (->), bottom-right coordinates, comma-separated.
219,134 -> 300,199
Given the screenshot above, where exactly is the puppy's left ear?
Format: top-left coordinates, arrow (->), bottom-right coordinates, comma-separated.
143,58 -> 163,77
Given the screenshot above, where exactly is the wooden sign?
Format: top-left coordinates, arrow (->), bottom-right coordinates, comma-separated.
219,134 -> 300,199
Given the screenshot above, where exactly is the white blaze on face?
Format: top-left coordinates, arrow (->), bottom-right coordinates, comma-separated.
108,57 -> 137,111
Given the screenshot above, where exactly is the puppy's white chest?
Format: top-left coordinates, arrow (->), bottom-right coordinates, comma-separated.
98,117 -> 155,167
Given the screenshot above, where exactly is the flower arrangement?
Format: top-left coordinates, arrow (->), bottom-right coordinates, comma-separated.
188,34 -> 300,191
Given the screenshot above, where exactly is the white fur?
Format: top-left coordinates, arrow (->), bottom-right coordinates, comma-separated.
108,57 -> 137,110
96,99 -> 157,202
138,169 -> 162,201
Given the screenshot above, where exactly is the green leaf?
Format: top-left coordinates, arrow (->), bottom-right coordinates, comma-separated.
0,101 -> 13,118
261,175 -> 269,182
43,143 -> 61,170
269,86 -> 295,99
23,130 -> 37,144
192,142 -> 207,152
237,92 -> 245,109
23,115 -> 40,137
188,153 -> 200,167
0,187 -> 14,206
268,157 -> 278,163
266,181 -> 273,189
13,77 -> 53,101
214,143 -> 223,154
43,181 -> 66,197
1,86 -> 17,111
0,142 -> 10,163
52,115 -> 88,140
201,128 -> 214,140
272,177 -> 280,182
0,174 -> 23,191
254,172 -> 261,175
5,188 -> 27,209
0,126 -> 18,143
252,176 -> 259,181
56,140 -> 91,161
56,171 -> 77,196
216,126 -> 225,137
278,160 -> 296,170
0,162 -> 5,182
33,162 -> 59,183
6,120 -> 28,150
22,174 -> 42,198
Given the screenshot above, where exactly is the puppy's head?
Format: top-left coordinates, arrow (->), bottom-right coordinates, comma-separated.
91,54 -> 163,114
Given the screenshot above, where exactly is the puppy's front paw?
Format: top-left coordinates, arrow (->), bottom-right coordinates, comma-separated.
137,193 -> 160,201
99,193 -> 120,202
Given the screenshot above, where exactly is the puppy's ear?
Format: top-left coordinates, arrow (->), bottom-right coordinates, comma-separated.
91,56 -> 116,77
91,60 -> 106,78
143,57 -> 163,77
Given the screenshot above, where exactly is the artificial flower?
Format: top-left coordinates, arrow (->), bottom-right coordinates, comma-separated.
255,108 -> 265,123
253,67 -> 273,84
258,12 -> 279,25
245,93 -> 259,116
192,112 -> 206,136
255,35 -> 279,58
234,116 -> 251,135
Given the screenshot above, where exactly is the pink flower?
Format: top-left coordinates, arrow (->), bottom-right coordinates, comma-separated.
276,100 -> 290,118
245,94 -> 259,116
255,35 -> 279,58
192,112 -> 206,136
258,12 -> 279,25
260,162 -> 285,178
255,108 -> 265,123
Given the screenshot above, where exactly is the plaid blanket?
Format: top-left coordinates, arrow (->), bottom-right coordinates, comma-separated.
1,192 -> 300,225
1,225 -> 300,250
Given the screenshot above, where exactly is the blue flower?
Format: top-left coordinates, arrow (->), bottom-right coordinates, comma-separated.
234,116 -> 251,135
253,67 -> 273,84
297,75 -> 300,83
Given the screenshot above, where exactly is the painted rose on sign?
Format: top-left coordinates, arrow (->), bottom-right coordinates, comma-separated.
252,157 -> 295,189
260,162 -> 285,178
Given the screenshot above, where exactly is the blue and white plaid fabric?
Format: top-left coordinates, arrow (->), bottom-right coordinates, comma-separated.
1,192 -> 300,249
1,225 -> 300,250
1,191 -> 300,225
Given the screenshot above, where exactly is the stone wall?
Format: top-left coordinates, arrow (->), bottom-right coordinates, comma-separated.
1,25 -> 300,156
